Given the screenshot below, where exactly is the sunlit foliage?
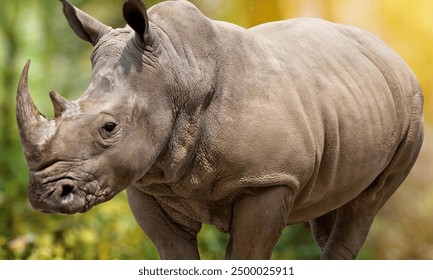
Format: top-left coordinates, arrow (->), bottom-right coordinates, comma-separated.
0,0 -> 432,259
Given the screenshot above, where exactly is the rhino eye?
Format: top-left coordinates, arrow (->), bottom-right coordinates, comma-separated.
99,122 -> 119,140
102,122 -> 117,133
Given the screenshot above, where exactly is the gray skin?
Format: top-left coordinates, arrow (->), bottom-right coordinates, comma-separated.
16,0 -> 424,260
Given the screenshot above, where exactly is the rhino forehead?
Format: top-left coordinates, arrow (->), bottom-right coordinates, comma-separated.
91,28 -> 131,61
91,30 -> 162,84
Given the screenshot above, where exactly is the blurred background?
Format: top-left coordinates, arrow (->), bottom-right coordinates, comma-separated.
0,0 -> 432,259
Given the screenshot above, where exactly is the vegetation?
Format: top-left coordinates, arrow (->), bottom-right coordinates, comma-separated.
0,0 -> 431,259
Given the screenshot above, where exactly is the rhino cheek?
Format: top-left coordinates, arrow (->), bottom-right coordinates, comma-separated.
82,180 -> 118,211
92,149 -> 144,188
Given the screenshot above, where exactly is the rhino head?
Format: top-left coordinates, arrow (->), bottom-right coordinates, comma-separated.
16,0 -> 178,214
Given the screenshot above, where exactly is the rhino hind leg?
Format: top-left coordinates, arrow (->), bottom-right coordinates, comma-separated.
319,200 -> 378,259
309,210 -> 337,252
319,93 -> 424,260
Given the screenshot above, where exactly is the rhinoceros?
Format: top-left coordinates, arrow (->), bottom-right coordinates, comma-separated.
16,0 -> 424,260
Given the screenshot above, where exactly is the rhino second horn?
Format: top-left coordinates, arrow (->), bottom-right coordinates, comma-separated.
50,90 -> 75,118
16,60 -> 56,166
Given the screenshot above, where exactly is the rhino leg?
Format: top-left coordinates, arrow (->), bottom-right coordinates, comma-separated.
319,201 -> 377,259
126,187 -> 201,260
309,210 -> 337,252
225,186 -> 293,260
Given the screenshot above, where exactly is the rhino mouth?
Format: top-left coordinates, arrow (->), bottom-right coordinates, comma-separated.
29,178 -> 86,214
28,173 -> 114,215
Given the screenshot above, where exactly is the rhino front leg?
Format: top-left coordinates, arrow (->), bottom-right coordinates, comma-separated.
226,186 -> 294,259
127,187 -> 201,260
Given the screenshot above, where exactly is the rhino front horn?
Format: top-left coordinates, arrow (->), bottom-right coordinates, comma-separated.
16,60 -> 55,166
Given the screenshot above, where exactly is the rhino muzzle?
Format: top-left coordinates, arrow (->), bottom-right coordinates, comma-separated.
29,178 -> 86,214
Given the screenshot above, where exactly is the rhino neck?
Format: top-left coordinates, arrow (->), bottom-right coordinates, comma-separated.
136,8 -> 225,185
145,67 -> 218,187
137,2 -> 251,188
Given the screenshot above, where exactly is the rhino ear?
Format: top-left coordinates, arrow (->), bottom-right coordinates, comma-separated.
123,0 -> 149,43
60,0 -> 110,46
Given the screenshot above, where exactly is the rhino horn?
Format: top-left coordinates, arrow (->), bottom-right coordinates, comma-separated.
16,61 -> 55,166
49,90 -> 75,118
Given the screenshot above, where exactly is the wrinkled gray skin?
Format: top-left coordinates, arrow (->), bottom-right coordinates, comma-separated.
16,0 -> 424,260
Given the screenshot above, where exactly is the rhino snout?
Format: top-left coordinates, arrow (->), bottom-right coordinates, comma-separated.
29,178 -> 86,214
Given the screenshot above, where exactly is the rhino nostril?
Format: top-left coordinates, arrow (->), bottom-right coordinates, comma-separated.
60,184 -> 74,198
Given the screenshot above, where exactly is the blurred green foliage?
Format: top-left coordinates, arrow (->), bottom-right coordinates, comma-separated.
1,0 -> 432,260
